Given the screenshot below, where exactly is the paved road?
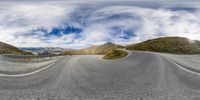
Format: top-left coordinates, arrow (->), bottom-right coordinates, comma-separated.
0,51 -> 200,100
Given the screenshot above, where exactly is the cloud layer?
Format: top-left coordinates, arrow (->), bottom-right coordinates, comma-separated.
0,1 -> 200,48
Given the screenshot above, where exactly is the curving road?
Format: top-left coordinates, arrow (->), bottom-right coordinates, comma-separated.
0,51 -> 200,100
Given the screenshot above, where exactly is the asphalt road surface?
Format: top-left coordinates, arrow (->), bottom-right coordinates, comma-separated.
0,51 -> 200,100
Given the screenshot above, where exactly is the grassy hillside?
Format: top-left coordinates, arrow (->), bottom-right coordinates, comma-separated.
65,42 -> 124,55
103,49 -> 128,59
0,42 -> 32,55
126,37 -> 200,54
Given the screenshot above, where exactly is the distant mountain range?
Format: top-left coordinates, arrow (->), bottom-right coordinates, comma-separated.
1,37 -> 200,55
20,47 -> 71,55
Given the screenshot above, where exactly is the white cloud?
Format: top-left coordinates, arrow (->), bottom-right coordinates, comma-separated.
0,3 -> 77,47
1,1 -> 200,49
78,5 -> 200,46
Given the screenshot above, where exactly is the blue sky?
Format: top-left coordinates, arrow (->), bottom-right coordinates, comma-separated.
0,0 -> 200,48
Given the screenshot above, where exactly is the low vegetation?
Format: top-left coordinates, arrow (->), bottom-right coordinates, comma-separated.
0,42 -> 32,55
103,49 -> 128,59
64,42 -> 128,59
65,42 -> 124,55
126,37 -> 200,54
3,36 -> 199,58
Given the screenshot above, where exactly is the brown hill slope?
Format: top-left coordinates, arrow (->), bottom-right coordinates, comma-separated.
65,42 -> 124,55
103,49 -> 128,59
126,37 -> 200,54
0,42 -> 31,55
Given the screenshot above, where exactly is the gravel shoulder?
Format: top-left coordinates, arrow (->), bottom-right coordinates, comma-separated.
0,56 -> 63,75
160,53 -> 200,72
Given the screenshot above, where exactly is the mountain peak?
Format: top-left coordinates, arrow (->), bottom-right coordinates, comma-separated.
103,42 -> 115,46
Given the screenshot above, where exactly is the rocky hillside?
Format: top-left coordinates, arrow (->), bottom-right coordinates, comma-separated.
0,42 -> 31,55
126,37 -> 200,54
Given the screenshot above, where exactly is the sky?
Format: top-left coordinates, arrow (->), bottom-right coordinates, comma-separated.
0,0 -> 200,49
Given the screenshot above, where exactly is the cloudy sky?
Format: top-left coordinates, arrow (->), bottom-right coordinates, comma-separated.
0,0 -> 200,48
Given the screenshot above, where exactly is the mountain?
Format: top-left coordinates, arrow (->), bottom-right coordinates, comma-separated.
126,37 -> 200,54
20,47 -> 69,55
0,42 -> 31,55
65,42 -> 124,55
80,42 -> 124,54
